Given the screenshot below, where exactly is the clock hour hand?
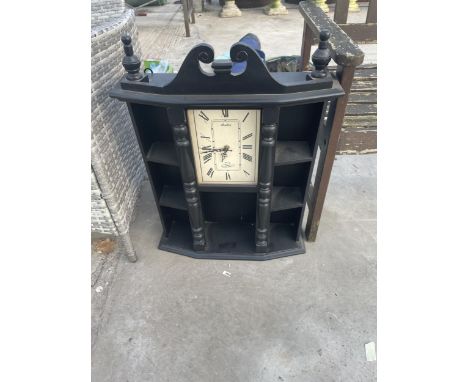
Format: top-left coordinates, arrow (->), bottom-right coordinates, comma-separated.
201,145 -> 232,154
219,145 -> 232,162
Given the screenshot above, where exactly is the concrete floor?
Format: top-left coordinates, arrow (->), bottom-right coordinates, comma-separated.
91,154 -> 377,382
135,1 -> 377,71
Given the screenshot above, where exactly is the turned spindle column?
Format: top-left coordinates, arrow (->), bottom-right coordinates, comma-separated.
255,108 -> 278,253
167,107 -> 206,251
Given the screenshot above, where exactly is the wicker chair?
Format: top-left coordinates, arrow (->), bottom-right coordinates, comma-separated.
91,1 -> 146,262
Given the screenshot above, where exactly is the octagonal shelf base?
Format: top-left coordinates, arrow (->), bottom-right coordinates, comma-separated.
159,220 -> 305,260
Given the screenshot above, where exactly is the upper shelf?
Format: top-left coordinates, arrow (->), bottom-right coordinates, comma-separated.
275,141 -> 314,166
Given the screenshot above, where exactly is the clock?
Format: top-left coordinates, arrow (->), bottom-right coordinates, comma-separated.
187,109 -> 260,185
111,35 -> 344,260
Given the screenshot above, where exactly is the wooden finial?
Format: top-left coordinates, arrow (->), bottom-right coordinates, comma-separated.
310,29 -> 331,79
121,34 -> 143,81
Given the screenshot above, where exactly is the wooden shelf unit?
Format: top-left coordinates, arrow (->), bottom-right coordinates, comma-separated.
110,37 -> 344,260
127,99 -> 332,258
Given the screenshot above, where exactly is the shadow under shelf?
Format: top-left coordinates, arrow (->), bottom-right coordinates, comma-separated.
274,141 -> 314,166
146,141 -> 178,166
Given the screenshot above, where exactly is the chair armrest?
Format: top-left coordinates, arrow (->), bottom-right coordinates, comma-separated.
299,1 -> 364,67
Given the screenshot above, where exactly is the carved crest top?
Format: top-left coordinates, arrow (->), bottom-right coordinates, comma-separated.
115,37 -> 337,96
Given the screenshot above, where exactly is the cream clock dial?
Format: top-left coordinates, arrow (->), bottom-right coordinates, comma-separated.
187,109 -> 261,185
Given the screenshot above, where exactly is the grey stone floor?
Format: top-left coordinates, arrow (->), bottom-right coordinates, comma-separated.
91,154 -> 376,382
135,1 -> 377,71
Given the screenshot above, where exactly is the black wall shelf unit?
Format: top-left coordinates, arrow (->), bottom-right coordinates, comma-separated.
110,34 -> 344,260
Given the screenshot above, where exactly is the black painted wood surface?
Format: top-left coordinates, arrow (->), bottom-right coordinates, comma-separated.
255,108 -> 278,253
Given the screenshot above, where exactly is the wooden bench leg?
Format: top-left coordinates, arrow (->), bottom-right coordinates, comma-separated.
182,0 -> 191,37
305,65 -> 356,241
300,21 -> 313,71
191,0 -> 196,24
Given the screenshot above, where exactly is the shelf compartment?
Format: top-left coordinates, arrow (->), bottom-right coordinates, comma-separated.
129,104 -> 173,153
273,162 -> 310,188
160,206 -> 189,237
271,187 -> 304,212
200,191 -> 256,223
278,102 -> 324,141
159,185 -> 187,210
146,141 -> 178,166
275,141 -> 313,166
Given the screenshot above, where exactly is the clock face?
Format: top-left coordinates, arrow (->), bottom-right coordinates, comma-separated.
187,109 -> 261,185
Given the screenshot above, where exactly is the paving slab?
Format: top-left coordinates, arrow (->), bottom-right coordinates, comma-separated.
91,154 -> 376,382
135,1 -> 377,71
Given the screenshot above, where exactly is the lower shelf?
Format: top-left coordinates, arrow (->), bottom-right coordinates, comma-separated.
159,220 -> 305,260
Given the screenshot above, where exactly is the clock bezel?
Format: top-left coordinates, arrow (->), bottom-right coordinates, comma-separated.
187,107 -> 261,188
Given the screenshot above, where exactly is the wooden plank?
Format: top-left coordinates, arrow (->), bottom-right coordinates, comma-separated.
338,23 -> 377,43
348,92 -> 377,104
334,0 -> 350,24
330,65 -> 377,80
337,129 -> 377,154
351,80 -> 377,91
299,1 -> 364,67
366,0 -> 377,24
353,67 -> 377,80
343,115 -> 377,128
345,103 -> 377,116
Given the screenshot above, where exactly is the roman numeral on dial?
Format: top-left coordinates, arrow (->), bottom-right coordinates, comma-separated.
243,133 -> 253,140
242,112 -> 250,122
207,168 -> 214,178
243,170 -> 250,176
198,111 -> 209,121
243,153 -> 252,162
226,172 -> 231,180
222,109 -> 229,118
242,144 -> 252,149
203,152 -> 212,164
